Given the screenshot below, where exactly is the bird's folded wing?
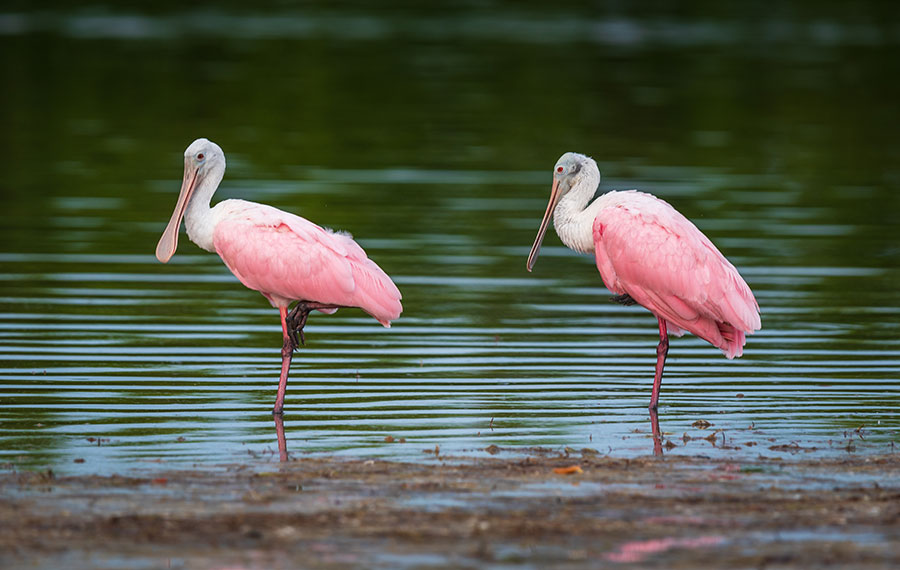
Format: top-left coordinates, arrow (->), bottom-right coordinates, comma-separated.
212,202 -> 401,324
592,195 -> 760,337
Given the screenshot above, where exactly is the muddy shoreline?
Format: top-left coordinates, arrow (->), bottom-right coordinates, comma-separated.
2,451 -> 898,569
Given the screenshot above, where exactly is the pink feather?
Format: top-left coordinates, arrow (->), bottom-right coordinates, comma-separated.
592,190 -> 760,358
212,200 -> 402,327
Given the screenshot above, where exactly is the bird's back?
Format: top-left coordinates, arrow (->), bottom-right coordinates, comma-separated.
592,190 -> 760,358
211,200 -> 402,326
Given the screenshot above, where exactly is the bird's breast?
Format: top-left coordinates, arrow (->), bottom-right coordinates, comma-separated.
184,207 -> 219,254
553,202 -> 598,255
187,199 -> 258,254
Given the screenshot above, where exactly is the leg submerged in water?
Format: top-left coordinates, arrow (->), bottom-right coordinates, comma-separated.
650,407 -> 662,456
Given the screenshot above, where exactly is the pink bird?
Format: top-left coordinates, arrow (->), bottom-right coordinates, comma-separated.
156,138 -> 402,415
527,152 -> 760,410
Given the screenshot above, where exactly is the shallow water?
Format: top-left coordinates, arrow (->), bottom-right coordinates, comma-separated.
1,4 -> 899,474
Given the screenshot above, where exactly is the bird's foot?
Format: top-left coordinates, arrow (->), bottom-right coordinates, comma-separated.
287,327 -> 305,351
285,301 -> 345,351
610,293 -> 638,306
286,303 -> 312,352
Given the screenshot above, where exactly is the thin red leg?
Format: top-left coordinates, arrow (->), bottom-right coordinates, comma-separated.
273,306 -> 292,415
649,317 -> 669,410
650,407 -> 663,456
274,413 -> 288,462
273,301 -> 342,415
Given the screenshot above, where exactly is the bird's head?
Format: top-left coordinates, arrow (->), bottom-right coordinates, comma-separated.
552,152 -> 598,197
156,138 -> 227,263
184,138 -> 225,175
527,152 -> 597,272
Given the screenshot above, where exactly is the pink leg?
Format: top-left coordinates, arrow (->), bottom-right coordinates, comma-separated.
650,407 -> 662,456
273,413 -> 288,462
273,301 -> 342,415
649,317 -> 669,410
273,306 -> 292,415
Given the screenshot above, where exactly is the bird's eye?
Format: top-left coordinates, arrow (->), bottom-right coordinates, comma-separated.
556,166 -> 564,174
196,153 -> 205,161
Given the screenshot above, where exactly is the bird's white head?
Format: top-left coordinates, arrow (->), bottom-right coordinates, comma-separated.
184,138 -> 224,167
527,152 -> 599,272
156,138 -> 227,263
552,152 -> 598,199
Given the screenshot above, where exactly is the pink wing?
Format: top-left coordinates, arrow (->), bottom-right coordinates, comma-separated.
592,191 -> 760,358
212,200 -> 402,326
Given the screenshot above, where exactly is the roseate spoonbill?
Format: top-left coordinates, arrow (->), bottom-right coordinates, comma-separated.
156,138 -> 402,415
527,152 -> 760,410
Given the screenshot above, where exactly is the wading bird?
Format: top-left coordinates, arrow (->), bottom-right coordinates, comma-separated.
527,152 -> 760,410
156,138 -> 402,415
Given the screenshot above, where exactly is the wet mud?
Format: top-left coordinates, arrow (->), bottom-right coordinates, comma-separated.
2,450 -> 899,569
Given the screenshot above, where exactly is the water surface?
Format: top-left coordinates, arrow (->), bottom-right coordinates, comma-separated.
1,4 -> 898,473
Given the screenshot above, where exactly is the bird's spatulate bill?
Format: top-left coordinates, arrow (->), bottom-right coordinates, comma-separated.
156,163 -> 198,263
527,178 -> 561,272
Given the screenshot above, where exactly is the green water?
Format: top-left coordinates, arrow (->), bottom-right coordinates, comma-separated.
1,4 -> 898,472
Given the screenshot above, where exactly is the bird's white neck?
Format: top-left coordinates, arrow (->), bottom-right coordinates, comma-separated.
184,163 -> 225,253
553,165 -> 604,255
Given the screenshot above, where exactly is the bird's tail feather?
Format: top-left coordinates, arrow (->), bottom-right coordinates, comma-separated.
716,323 -> 746,359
